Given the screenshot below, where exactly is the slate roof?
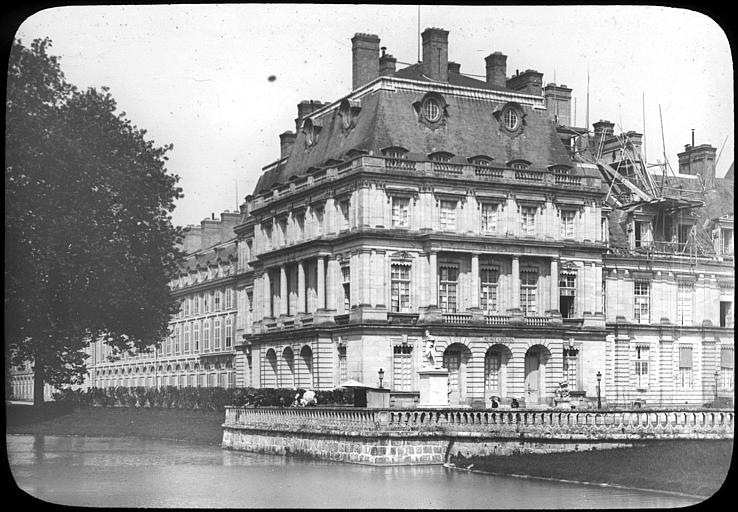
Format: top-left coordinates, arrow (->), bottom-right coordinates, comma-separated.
253,78 -> 573,195
393,63 -> 513,93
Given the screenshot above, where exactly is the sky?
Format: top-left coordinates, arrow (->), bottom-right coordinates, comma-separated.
14,4 -> 734,228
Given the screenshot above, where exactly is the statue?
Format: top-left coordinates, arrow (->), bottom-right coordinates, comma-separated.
555,379 -> 570,401
423,329 -> 438,368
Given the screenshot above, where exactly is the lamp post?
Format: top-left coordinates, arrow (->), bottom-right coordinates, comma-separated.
378,368 -> 384,389
714,370 -> 720,404
596,371 -> 602,409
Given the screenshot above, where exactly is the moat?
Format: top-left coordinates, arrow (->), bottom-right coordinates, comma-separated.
8,434 -> 701,508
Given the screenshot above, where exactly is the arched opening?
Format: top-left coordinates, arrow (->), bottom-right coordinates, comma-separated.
282,347 -> 295,388
485,344 -> 512,405
265,348 -> 278,388
524,344 -> 552,405
443,343 -> 472,406
299,345 -> 314,388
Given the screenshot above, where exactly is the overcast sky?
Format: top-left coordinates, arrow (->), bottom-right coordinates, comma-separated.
15,4 -> 734,227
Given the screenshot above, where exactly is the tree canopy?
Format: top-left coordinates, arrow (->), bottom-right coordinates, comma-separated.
5,38 -> 184,403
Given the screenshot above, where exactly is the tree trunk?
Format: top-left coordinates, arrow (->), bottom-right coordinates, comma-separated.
33,356 -> 45,412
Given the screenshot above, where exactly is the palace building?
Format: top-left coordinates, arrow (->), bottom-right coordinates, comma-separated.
13,28 -> 733,409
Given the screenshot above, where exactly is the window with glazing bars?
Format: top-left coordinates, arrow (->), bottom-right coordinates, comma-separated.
677,282 -> 694,326
225,317 -> 232,348
560,210 -> 576,238
634,280 -> 650,324
563,348 -> 578,390
337,345 -> 347,384
521,206 -> 536,236
391,263 -> 412,312
214,319 -> 221,350
183,324 -> 190,354
480,203 -> 498,233
438,265 -> 458,313
214,290 -> 221,311
341,264 -> 351,312
392,197 -> 410,227
634,345 -> 649,388
480,266 -> 499,313
203,320 -> 210,351
485,351 -> 501,394
679,345 -> 693,388
721,346 -> 734,389
440,200 -> 457,231
559,272 -> 576,318
520,269 -> 538,315
393,345 -> 413,391
193,323 -> 200,352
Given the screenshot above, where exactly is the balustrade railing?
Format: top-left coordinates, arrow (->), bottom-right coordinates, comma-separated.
224,406 -> 734,439
485,314 -> 511,325
524,316 -> 549,326
514,169 -> 546,181
554,174 -> 582,186
431,161 -> 464,175
442,313 -> 472,324
473,165 -> 504,178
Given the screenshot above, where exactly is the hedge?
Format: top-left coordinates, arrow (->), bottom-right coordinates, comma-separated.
51,386 -> 354,411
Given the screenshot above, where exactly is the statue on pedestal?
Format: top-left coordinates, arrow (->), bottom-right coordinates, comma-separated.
423,329 -> 439,369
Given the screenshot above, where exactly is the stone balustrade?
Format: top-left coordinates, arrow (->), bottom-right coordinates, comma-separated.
224,406 -> 734,440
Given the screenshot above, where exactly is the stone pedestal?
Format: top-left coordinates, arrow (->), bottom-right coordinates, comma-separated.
554,398 -> 572,409
418,367 -> 449,407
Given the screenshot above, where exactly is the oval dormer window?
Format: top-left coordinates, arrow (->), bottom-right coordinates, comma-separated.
305,121 -> 315,146
503,108 -> 519,131
341,103 -> 352,129
423,97 -> 441,123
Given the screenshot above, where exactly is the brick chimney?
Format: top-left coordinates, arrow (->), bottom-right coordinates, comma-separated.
678,143 -> 717,186
421,27 -> 449,82
447,61 -> 460,75
279,131 -> 296,159
592,119 -> 615,152
379,51 -> 397,77
351,33 -> 380,90
294,100 -> 326,133
485,52 -> 507,88
506,69 -> 544,96
543,83 -> 572,126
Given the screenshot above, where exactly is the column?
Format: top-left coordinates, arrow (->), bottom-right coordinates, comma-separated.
279,265 -> 288,316
470,253 -> 480,309
297,261 -> 306,314
263,271 -> 272,318
594,263 -> 603,314
326,258 -> 338,310
511,256 -> 520,309
429,252 -> 438,307
550,258 -> 559,312
317,256 -> 325,310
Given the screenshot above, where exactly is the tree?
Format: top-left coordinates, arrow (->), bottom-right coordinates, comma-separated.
5,38 -> 185,408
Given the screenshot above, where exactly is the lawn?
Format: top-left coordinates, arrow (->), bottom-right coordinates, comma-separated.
451,440 -> 734,498
6,404 -> 225,445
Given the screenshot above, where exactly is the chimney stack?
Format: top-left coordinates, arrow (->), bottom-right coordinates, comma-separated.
506,69 -> 544,96
379,51 -> 397,76
351,33 -> 380,90
421,27 -> 449,82
678,143 -> 717,187
447,61 -> 461,74
485,52 -> 507,88
592,119 -> 615,153
279,131 -> 296,159
543,83 -> 572,126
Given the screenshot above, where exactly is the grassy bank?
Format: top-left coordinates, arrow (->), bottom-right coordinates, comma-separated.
451,440 -> 734,498
6,404 -> 225,445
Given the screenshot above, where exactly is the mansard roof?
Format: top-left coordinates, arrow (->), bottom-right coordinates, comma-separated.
254,79 -> 573,195
393,63 -> 512,93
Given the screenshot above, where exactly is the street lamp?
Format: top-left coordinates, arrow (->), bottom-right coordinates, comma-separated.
596,371 -> 602,409
378,368 -> 384,389
714,370 -> 720,404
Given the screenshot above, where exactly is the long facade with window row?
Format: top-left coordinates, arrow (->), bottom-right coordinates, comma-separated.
73,28 -> 733,409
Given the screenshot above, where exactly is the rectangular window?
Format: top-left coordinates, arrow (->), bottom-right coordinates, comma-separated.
679,345 -> 693,388
677,282 -> 694,326
193,323 -> 200,352
339,200 -> 350,231
720,284 -> 734,328
341,264 -> 351,312
563,347 -> 578,390
480,266 -> 499,313
520,269 -> 538,315
521,206 -> 537,236
214,290 -> 221,311
393,344 -> 413,391
225,318 -> 232,349
634,345 -> 649,389
203,321 -> 210,352
247,291 -> 253,313
721,227 -> 734,255
337,345 -> 347,384
438,265 -> 458,313
634,280 -> 650,324
183,324 -> 190,354
391,263 -> 412,312
485,351 -> 502,395
391,197 -> 410,227
175,325 -> 181,355
203,293 -> 210,313
214,319 -> 221,350
559,272 -> 576,318
440,200 -> 457,231
480,203 -> 498,234
720,346 -> 734,390
193,295 -> 200,315
560,210 -> 576,239
225,288 -> 232,309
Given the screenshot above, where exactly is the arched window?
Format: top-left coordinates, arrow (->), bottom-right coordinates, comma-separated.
300,345 -> 314,389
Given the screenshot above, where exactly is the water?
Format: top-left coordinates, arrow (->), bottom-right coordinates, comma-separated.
7,434 -> 701,508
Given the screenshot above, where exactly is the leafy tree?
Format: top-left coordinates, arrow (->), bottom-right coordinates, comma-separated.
5,38 -> 184,408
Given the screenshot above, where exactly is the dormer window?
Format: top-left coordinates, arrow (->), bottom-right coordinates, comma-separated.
423,97 -> 441,122
339,98 -> 360,131
429,151 -> 453,163
504,108 -> 519,131
469,155 -> 494,167
508,159 -> 531,170
303,118 -> 321,147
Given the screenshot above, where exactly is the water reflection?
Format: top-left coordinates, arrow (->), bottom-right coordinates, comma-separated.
8,434 -> 701,509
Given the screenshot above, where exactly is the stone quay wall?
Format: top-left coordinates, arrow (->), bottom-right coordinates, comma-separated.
222,406 -> 734,465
